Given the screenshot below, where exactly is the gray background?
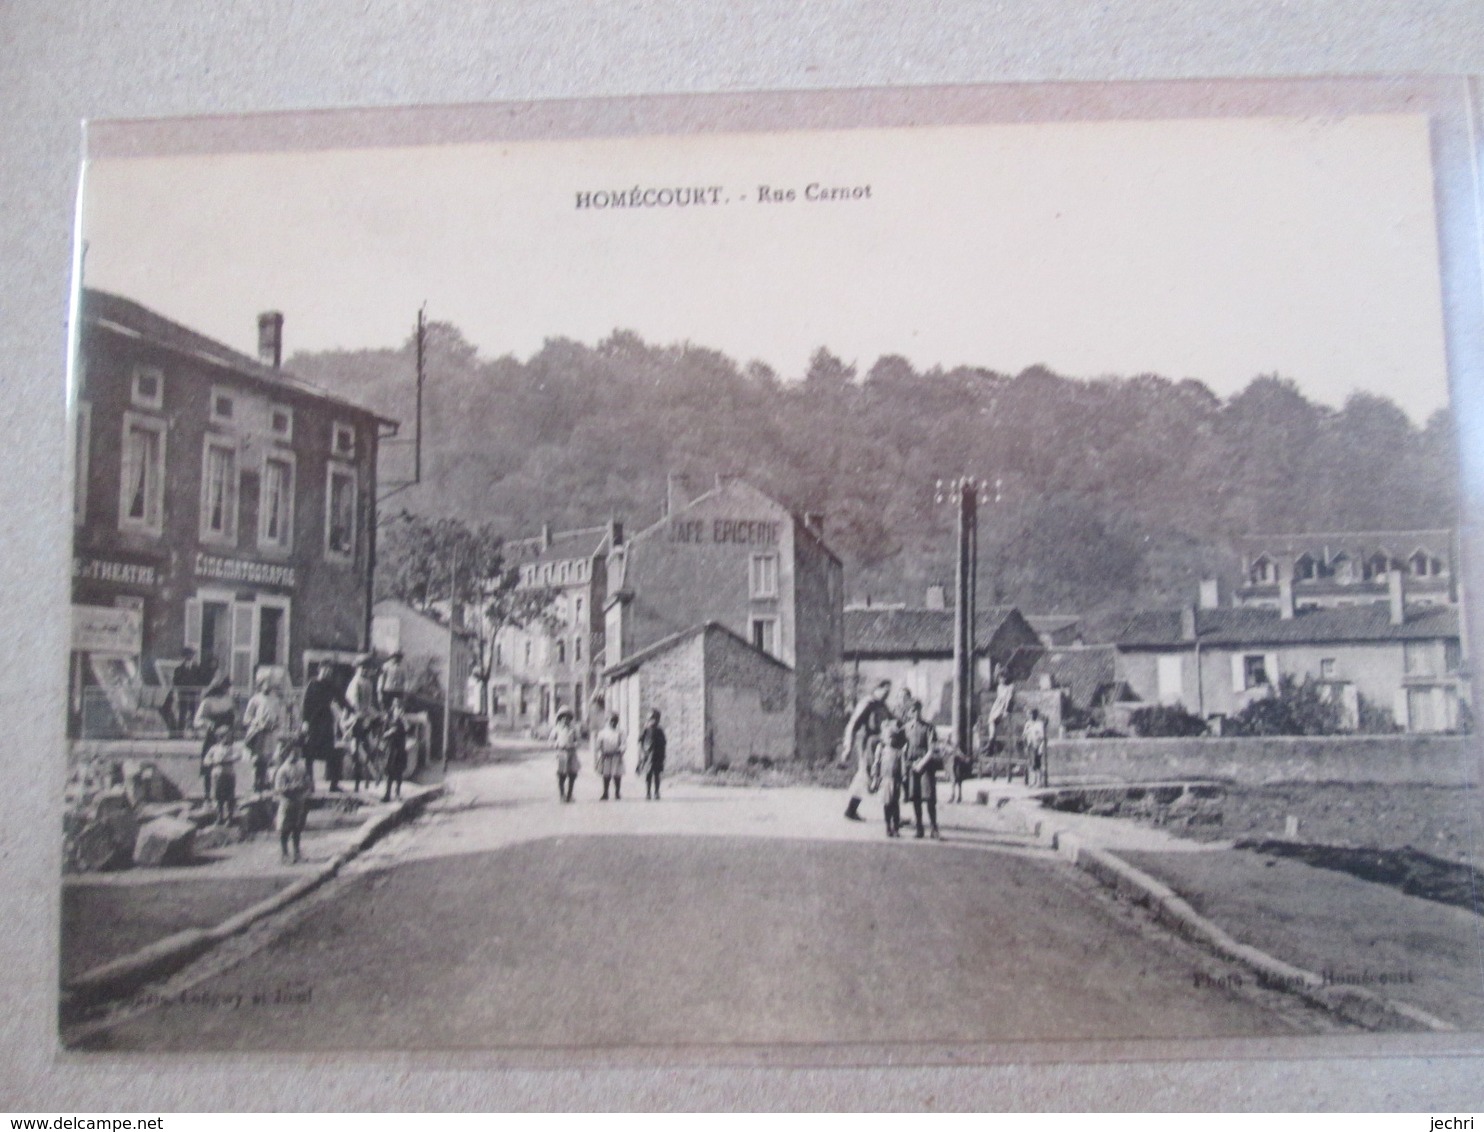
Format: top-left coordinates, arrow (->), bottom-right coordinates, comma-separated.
4,0 -> 1484,1110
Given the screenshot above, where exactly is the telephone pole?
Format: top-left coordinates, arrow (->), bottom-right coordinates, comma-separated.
936,477 -> 996,757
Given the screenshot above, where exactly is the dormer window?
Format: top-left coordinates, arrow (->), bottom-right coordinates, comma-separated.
331,421 -> 356,459
269,405 -> 293,441
210,388 -> 236,425
131,365 -> 164,409
1248,556 -> 1276,586
1364,552 -> 1393,581
1293,553 -> 1317,582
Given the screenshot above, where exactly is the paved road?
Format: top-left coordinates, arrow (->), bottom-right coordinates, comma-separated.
73,751 -> 1341,1051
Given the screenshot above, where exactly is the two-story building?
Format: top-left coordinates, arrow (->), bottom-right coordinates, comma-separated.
1236,530 -> 1457,610
602,475 -> 844,765
489,521 -> 616,729
69,288 -> 393,736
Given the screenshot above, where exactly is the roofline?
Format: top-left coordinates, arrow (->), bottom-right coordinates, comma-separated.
604,619 -> 794,679
82,290 -> 398,428
625,478 -> 843,565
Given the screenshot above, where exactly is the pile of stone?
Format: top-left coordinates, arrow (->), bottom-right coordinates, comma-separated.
63,758 -> 214,873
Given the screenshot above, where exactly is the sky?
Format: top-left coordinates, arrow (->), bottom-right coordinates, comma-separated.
81,113 -> 1451,422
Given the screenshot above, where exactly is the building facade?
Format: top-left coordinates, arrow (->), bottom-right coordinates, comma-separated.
1114,593 -> 1467,732
70,289 -> 393,736
603,476 -> 844,760
371,599 -> 480,712
490,522 -> 615,729
842,605 -> 1042,726
1236,530 -> 1457,610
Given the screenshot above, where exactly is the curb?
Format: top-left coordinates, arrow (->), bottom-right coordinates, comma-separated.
1005,800 -> 1456,1034
60,784 -> 446,1020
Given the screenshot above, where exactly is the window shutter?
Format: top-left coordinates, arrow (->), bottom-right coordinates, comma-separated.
184,598 -> 203,653
1231,654 -> 1246,692
231,602 -> 255,688
1265,653 -> 1280,685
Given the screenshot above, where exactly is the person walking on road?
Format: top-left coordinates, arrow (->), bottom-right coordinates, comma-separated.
301,663 -> 351,792
552,706 -> 580,802
841,679 -> 894,822
903,699 -> 942,839
272,740 -> 313,863
1022,708 -> 1049,788
594,711 -> 626,800
638,709 -> 667,800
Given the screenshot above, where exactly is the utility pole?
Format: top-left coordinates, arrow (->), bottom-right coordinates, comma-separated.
936,477 -> 997,758
414,304 -> 425,485
443,542 -> 458,771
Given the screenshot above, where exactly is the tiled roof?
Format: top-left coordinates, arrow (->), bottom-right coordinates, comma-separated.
512,525 -> 611,567
604,620 -> 792,679
843,607 -> 1020,657
83,288 -> 396,425
1117,603 -> 1459,648
1004,645 -> 1119,709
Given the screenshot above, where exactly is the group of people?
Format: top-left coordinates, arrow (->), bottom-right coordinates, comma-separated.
183,650 -> 416,863
551,707 -> 668,803
841,679 -> 975,840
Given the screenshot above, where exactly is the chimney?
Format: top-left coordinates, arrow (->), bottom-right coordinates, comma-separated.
540,523 -> 552,552
1198,578 -> 1221,610
1180,605 -> 1197,641
665,473 -> 690,517
1278,577 -> 1295,620
925,584 -> 946,611
608,517 -> 624,549
257,311 -> 284,369
1389,565 -> 1406,625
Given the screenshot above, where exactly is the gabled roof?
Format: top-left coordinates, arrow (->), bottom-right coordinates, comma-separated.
1003,644 -> 1120,708
843,607 -> 1023,657
604,620 -> 794,680
509,525 -> 612,568
82,288 -> 396,426
1117,603 -> 1459,648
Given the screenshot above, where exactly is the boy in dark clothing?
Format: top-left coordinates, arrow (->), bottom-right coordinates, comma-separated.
638,709 -> 667,800
381,698 -> 411,802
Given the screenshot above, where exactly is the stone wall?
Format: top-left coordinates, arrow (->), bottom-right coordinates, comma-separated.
1045,733 -> 1480,787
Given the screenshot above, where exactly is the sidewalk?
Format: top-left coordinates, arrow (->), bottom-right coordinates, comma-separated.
982,780 -> 1484,1032
61,782 -> 438,999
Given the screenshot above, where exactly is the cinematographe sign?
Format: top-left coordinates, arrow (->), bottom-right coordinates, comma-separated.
193,552 -> 296,588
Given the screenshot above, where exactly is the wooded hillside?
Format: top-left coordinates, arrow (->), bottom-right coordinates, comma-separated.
289,324 -> 1458,635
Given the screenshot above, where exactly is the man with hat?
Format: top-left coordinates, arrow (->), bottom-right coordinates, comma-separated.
551,706 -> 580,802
301,662 -> 352,792
379,649 -> 408,709
345,654 -> 382,791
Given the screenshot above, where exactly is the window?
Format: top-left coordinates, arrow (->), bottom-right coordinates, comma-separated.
73,401 -> 91,525
130,365 -> 164,409
259,453 -> 295,550
1293,554 -> 1317,582
751,616 -> 778,656
269,405 -> 293,440
326,465 -> 357,560
199,438 -> 239,543
524,641 -> 532,666
1319,658 -> 1336,679
1404,641 -> 1435,678
575,596 -> 585,624
556,640 -> 566,665
1248,556 -> 1275,585
119,412 -> 166,535
574,635 -> 583,663
1243,654 -> 1270,688
1445,640 -> 1463,673
210,388 -> 236,425
1156,655 -> 1182,705
331,421 -> 356,458
1365,552 -> 1392,581
751,553 -> 779,598
559,562 -> 569,583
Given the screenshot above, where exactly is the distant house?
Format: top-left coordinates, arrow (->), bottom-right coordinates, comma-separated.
371,599 -> 479,712
1235,530 -> 1457,611
999,643 -> 1131,734
1114,578 -> 1467,732
842,605 -> 1041,726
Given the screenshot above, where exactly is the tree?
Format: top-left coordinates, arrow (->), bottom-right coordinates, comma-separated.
376,511 -> 557,712
1227,674 -> 1346,737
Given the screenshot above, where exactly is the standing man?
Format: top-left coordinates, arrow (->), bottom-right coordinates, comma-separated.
593,711 -> 626,801
378,650 -> 407,709
552,706 -> 580,802
904,698 -> 942,839
1022,708 -> 1049,788
841,679 -> 894,822
346,654 -> 382,790
241,670 -> 285,793
638,709 -> 667,800
301,662 -> 351,792
167,647 -> 207,735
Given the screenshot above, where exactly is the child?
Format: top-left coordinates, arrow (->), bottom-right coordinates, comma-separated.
381,698 -> 411,802
593,712 -> 626,801
272,739 -> 313,863
878,725 -> 906,837
552,707 -> 580,802
203,726 -> 240,825
950,744 -> 973,803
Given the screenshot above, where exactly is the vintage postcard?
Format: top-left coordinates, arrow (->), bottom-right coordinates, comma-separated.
58,79 -> 1484,1061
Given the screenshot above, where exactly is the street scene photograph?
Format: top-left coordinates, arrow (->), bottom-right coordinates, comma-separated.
58,84 -> 1484,1055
